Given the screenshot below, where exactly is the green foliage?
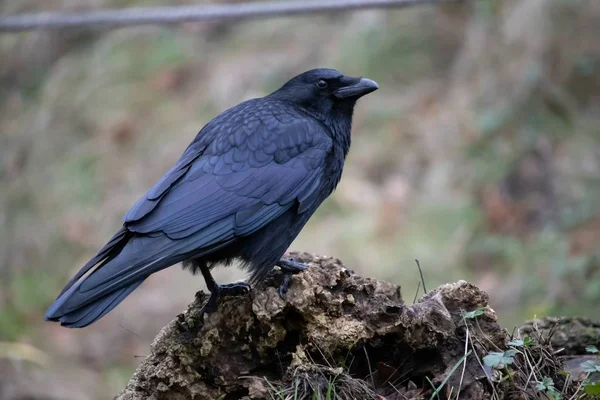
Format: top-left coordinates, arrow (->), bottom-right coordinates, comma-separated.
265,377 -> 285,400
584,380 -> 600,396
581,360 -> 600,373
324,376 -> 336,400
536,377 -> 561,399
483,350 -> 517,369
461,308 -> 485,319
507,337 -> 535,347
580,345 -> 600,397
586,345 -> 599,354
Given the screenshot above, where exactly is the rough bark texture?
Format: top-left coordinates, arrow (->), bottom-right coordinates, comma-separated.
116,252 -> 513,399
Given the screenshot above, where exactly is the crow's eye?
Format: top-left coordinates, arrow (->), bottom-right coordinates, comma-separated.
317,80 -> 328,89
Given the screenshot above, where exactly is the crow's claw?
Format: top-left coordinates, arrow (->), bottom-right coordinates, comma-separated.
200,261 -> 250,313
278,274 -> 292,298
203,282 -> 250,313
220,281 -> 251,296
276,259 -> 309,299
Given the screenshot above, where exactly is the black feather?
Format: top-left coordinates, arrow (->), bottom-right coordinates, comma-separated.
46,68 -> 377,327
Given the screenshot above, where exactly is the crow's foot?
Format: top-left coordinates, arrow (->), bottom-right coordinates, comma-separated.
204,281 -> 250,313
200,264 -> 250,313
276,259 -> 309,298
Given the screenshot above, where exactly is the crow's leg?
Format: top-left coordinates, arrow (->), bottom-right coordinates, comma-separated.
275,259 -> 309,298
200,264 -> 250,313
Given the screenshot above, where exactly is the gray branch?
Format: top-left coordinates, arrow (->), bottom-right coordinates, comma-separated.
0,0 -> 457,33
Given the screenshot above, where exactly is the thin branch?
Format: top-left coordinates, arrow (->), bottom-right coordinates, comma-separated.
415,259 -> 427,293
567,372 -> 590,400
413,280 -> 422,303
456,317 -> 470,400
0,0 -> 460,33
363,346 -> 376,390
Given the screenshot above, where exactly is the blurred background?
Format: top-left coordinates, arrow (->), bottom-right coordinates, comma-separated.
1,0 -> 599,398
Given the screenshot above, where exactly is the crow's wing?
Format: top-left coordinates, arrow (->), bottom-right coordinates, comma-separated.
45,105 -> 333,326
124,115 -> 331,249
47,114 -> 332,320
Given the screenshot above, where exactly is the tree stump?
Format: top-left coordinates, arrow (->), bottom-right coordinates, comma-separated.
116,252 -> 508,399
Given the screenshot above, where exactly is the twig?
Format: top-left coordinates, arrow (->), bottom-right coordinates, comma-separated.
414,259 -> 427,293
119,322 -> 140,337
456,317 -> 471,400
388,381 -> 409,400
425,376 -> 441,400
0,0 -> 460,33
363,346 -> 376,390
413,280 -> 422,303
567,372 -> 590,400
521,347 -> 539,390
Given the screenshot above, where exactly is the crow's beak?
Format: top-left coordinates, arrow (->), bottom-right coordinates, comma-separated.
334,77 -> 379,99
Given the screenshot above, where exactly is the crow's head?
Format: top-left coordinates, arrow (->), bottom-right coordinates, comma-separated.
271,68 -> 378,119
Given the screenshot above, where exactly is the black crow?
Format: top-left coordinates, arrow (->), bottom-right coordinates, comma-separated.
45,68 -> 378,328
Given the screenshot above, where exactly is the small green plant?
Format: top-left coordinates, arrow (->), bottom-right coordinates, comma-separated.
580,343 -> 600,396
480,331 -> 599,399
536,377 -> 561,399
264,377 -> 286,400
581,360 -> 600,373
507,336 -> 535,347
483,349 -> 517,369
461,308 -> 485,319
586,345 -> 599,354
584,380 -> 600,396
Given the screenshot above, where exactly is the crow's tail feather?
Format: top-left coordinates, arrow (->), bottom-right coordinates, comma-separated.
46,223 -> 237,328
47,280 -> 144,328
57,227 -> 131,298
45,229 -> 172,328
